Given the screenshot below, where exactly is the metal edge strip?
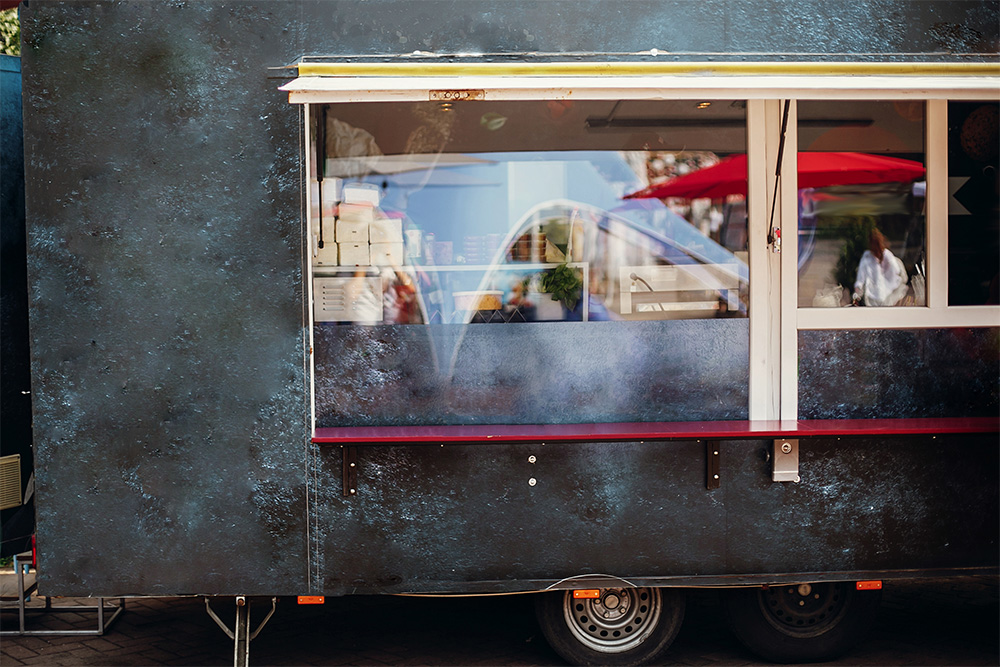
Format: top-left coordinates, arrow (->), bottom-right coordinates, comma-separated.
295,61 -> 1000,78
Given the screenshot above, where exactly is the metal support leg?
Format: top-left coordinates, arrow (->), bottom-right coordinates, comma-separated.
234,596 -> 250,667
204,596 -> 277,667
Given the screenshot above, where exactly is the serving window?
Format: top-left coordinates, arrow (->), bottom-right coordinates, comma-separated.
306,99 -> 751,427
284,65 -> 999,429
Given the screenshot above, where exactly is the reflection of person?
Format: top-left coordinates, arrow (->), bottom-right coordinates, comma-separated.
852,229 -> 908,306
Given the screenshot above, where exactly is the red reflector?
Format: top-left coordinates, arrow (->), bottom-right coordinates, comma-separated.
856,581 -> 882,591
297,595 -> 325,604
573,589 -> 601,599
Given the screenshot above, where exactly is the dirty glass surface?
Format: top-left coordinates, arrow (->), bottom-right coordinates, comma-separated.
798,328 -> 1000,419
948,101 -> 999,305
309,100 -> 749,426
796,101 -> 926,308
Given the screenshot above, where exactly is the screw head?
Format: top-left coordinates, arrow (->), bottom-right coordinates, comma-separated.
528,477 -> 537,487
528,455 -> 537,464
781,442 -> 793,454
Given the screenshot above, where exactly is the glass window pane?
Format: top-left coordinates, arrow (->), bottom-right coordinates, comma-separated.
948,101 -> 999,305
797,101 -> 926,308
308,100 -> 749,427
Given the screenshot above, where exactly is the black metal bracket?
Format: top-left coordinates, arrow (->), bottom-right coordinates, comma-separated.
342,445 -> 358,497
706,440 -> 720,489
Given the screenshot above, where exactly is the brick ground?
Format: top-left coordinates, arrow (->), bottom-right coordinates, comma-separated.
2,577 -> 997,666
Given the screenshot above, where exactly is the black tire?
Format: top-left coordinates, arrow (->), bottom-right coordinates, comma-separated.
535,587 -> 685,666
724,582 -> 882,663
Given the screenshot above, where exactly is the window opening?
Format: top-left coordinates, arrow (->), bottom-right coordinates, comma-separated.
947,100 -> 999,306
307,99 -> 750,427
795,101 -> 927,309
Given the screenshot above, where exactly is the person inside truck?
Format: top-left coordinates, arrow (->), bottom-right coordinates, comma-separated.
852,227 -> 909,306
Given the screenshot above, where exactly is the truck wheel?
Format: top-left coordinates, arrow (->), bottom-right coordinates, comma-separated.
535,587 -> 685,666
723,582 -> 881,663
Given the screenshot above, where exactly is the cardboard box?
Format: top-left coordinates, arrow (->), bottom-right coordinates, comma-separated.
338,202 -> 375,224
370,217 -> 403,244
338,242 -> 370,266
336,218 -> 369,244
319,219 -> 337,244
370,242 -> 404,266
314,241 -> 339,266
343,182 -> 381,206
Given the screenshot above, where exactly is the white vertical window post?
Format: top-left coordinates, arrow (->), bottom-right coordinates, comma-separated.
747,99 -> 786,422
925,99 -> 949,310
779,100 -> 799,422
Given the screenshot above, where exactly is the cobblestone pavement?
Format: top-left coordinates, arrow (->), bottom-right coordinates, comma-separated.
2,577 -> 997,666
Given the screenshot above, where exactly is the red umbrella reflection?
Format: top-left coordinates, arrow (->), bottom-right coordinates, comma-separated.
624,152 -> 926,200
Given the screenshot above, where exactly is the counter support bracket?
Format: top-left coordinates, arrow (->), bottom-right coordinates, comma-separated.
342,445 -> 358,497
706,440 -> 721,489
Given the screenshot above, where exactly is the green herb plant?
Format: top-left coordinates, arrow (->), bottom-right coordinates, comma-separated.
540,263 -> 583,312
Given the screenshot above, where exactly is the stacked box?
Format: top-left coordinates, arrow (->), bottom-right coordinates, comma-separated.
371,242 -> 404,266
342,182 -> 381,206
370,217 -> 403,244
315,240 -> 339,266
339,243 -> 370,266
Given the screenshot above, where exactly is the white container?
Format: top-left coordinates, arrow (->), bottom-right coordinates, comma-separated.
370,242 -> 404,267
338,242 -> 370,266
314,241 -> 339,266
336,218 -> 369,244
370,217 -> 403,244
319,219 -> 337,244
338,202 -> 375,224
404,229 -> 423,260
343,182 -> 381,206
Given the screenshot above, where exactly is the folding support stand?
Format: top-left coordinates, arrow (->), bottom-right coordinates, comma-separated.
205,595 -> 277,667
0,552 -> 125,636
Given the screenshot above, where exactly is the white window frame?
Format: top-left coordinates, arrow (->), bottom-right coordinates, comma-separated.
282,62 -> 1000,426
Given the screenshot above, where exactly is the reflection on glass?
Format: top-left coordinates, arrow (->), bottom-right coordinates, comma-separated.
797,101 -> 926,308
948,101 -> 999,305
308,100 -> 749,325
307,100 -> 751,427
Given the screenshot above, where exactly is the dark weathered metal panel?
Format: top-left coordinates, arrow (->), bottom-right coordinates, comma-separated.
314,320 -> 749,427
20,1 -> 310,595
799,328 -> 1000,419
723,436 -> 999,574
17,0 -> 999,598
315,439 -> 726,595
292,0 -> 999,60
312,434 -> 997,594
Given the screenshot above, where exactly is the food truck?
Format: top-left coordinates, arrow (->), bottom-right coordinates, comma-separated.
3,1 -> 998,665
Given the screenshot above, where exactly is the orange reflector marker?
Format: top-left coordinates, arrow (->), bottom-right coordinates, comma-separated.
856,581 -> 882,591
573,589 -> 601,599
297,595 -> 325,604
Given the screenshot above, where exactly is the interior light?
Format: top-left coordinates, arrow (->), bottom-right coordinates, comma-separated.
696,102 -> 712,109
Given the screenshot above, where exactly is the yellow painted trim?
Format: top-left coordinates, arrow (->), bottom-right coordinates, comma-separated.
297,61 -> 1000,78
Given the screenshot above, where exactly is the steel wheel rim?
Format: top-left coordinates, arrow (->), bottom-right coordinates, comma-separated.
757,582 -> 851,638
562,588 -> 663,654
